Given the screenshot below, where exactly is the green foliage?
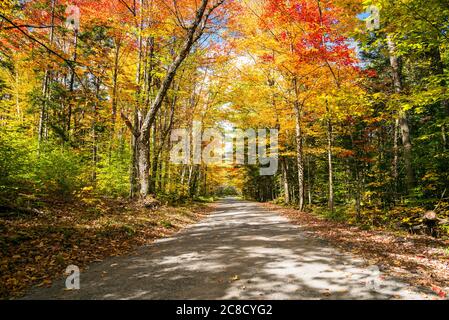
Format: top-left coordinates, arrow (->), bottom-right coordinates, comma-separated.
0,131 -> 25,180
96,147 -> 131,198
34,145 -> 84,197
0,128 -> 35,198
194,196 -> 216,203
444,246 -> 449,257
155,193 -> 187,206
314,206 -> 350,223
271,197 -> 286,206
0,133 -> 87,201
159,220 -> 174,229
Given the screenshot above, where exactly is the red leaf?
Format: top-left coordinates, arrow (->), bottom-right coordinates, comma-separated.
432,286 -> 447,298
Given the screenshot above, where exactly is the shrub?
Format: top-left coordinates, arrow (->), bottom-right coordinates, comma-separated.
96,148 -> 130,197
34,146 -> 84,197
0,128 -> 35,198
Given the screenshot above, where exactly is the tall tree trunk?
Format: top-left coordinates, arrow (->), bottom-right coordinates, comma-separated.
282,157 -> 290,204
190,166 -> 199,197
203,165 -> 208,196
180,165 -> 187,190
392,118 -> 399,196
92,77 -> 100,183
138,131 -> 151,197
15,70 -> 21,121
294,97 -> 305,211
429,45 -> 448,150
326,101 -> 334,213
38,0 -> 56,149
149,119 -> 158,194
350,133 -> 362,217
158,153 -> 164,192
399,115 -> 414,191
108,41 -> 121,162
130,0 -> 144,198
129,115 -> 140,198
307,155 -> 312,206
67,29 -> 78,135
387,35 -> 414,192
145,36 -> 155,107
111,41 -> 120,128
153,92 -> 176,194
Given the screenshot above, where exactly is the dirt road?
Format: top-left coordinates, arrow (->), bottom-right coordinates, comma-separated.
25,199 -> 433,300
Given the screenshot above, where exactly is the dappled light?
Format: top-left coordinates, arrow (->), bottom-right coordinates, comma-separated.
25,199 -> 432,300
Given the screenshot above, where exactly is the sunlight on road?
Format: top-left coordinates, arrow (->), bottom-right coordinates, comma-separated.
25,199 -> 432,300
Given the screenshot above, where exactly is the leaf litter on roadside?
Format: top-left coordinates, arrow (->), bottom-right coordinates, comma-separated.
0,198 -> 213,299
262,203 -> 449,299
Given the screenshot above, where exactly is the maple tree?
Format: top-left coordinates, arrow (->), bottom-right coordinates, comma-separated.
225,0 -> 362,211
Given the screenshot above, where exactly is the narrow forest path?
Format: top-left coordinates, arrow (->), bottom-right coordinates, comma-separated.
24,199 -> 433,300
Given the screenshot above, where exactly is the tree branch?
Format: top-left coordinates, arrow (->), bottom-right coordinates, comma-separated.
120,110 -> 140,137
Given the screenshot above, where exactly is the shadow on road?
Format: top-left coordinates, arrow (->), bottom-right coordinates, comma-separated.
25,198 -> 430,300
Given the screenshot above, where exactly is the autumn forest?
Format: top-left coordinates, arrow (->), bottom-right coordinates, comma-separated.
1,0 -> 449,300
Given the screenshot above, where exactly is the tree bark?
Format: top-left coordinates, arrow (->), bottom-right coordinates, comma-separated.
294,94 -> 305,211
109,40 -> 121,161
92,77 -> 100,183
130,0 -> 144,198
138,131 -> 151,197
38,0 -> 56,149
429,45 -> 448,150
392,118 -> 399,195
67,29 -> 78,135
282,157 -> 290,204
111,40 -> 120,131
387,35 -> 414,191
307,155 -> 313,206
326,101 -> 334,213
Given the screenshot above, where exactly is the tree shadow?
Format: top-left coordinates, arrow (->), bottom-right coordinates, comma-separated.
24,199 -> 433,300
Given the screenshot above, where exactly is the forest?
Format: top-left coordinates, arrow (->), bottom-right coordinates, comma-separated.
1,0 -> 449,299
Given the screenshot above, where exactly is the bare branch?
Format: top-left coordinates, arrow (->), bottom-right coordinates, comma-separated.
118,0 -> 137,16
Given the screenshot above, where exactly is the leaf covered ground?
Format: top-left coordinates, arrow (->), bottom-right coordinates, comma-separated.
0,197 -> 213,299
261,203 -> 449,299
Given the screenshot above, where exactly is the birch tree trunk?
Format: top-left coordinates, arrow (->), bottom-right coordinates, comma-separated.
282,157 -> 290,204
294,97 -> 305,211
130,0 -> 144,198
